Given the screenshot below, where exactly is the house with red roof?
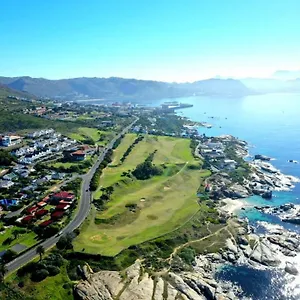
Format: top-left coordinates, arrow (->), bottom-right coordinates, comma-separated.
59,200 -> 71,205
35,209 -> 48,218
21,215 -> 34,224
37,201 -> 47,208
26,206 -> 38,215
39,219 -> 53,227
52,191 -> 75,202
55,204 -> 70,211
42,196 -> 50,202
51,211 -> 65,220
71,150 -> 86,161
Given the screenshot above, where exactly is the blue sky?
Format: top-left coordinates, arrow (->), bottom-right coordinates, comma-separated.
1,0 -> 300,82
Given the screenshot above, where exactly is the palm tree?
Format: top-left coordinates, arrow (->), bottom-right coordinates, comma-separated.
36,245 -> 45,261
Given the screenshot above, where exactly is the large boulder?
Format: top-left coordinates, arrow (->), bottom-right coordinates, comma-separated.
285,262 -> 299,276
249,239 -> 280,267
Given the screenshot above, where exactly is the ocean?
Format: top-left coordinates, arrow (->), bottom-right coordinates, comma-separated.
151,93 -> 300,300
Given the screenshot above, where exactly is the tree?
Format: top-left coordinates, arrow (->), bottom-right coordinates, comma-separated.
12,229 -> 21,240
36,245 -> 45,261
0,263 -> 7,282
1,249 -> 17,263
47,265 -> 60,276
31,269 -> 49,282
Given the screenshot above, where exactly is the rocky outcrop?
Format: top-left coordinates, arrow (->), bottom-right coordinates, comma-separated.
223,183 -> 250,199
74,260 -> 237,300
256,203 -> 300,225
254,154 -> 271,161
285,262 -> 299,276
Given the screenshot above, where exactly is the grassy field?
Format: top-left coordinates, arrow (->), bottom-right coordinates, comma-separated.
0,227 -> 37,252
95,134 -> 195,194
6,264 -> 73,300
68,127 -> 114,146
74,134 -> 210,256
111,133 -> 137,166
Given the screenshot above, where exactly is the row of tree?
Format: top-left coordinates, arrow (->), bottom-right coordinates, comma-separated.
120,135 -> 144,163
89,149 -> 113,191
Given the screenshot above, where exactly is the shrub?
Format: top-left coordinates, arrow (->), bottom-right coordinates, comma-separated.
1,249 -> 17,263
47,265 -> 60,276
178,247 -> 196,265
17,262 -> 38,277
31,269 -> 49,282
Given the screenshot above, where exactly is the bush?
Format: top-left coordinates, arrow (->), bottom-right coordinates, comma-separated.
63,282 -> 73,290
17,262 -> 38,277
31,269 -> 49,282
178,247 -> 196,265
47,265 -> 60,276
1,249 -> 17,263
44,253 -> 64,267
56,235 -> 73,250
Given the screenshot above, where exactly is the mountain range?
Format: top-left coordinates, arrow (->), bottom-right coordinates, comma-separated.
0,76 -> 253,101
0,75 -> 299,101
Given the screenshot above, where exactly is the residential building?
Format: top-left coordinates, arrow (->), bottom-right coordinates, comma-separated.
71,150 -> 86,161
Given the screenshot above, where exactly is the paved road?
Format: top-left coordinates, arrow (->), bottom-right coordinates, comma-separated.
6,118 -> 138,274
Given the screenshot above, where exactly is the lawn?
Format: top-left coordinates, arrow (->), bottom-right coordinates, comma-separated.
95,134 -> 196,195
68,127 -> 114,146
6,264 -> 73,300
48,155 -> 94,173
0,226 -> 38,252
111,133 -> 137,166
74,135 -> 210,256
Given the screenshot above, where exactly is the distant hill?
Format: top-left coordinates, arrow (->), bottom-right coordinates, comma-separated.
241,77 -> 300,93
0,83 -> 34,99
0,84 -> 79,133
273,70 -> 300,80
0,76 -> 252,100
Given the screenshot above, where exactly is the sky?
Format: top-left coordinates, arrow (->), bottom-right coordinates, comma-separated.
1,0 -> 300,82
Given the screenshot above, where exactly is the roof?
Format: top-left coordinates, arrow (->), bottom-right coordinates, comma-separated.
59,200 -> 71,204
37,201 -> 47,207
56,204 -> 70,210
51,211 -> 64,218
22,215 -> 34,222
39,219 -> 53,227
42,196 -> 50,202
80,145 -> 89,150
52,191 -> 74,199
72,150 -> 85,156
35,209 -> 48,216
27,206 -> 38,213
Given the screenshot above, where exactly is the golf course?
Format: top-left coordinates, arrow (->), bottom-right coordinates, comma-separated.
74,134 -> 210,256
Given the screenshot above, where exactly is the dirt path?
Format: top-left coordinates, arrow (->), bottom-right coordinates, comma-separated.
166,224 -> 228,265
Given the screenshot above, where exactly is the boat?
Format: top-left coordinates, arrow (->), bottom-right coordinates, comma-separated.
288,160 -> 298,164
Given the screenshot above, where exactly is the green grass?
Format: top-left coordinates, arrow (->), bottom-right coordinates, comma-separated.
95,135 -> 195,194
74,135 -> 210,256
111,133 -> 137,166
68,127 -> 114,146
0,227 -> 38,252
6,264 -> 73,300
48,155 -> 94,173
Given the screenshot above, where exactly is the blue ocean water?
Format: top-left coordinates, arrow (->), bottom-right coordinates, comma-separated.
150,93 -> 300,299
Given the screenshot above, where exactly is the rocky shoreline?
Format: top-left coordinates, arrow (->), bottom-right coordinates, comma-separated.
198,135 -> 299,202
256,203 -> 300,225
74,216 -> 300,300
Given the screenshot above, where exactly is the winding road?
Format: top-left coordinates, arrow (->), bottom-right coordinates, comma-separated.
6,118 -> 138,274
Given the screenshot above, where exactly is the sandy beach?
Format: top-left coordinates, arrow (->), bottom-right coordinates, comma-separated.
219,198 -> 246,214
